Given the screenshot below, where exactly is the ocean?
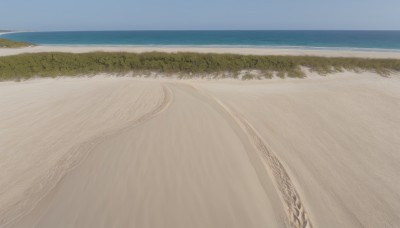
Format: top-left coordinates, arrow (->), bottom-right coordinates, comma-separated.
2,30 -> 400,51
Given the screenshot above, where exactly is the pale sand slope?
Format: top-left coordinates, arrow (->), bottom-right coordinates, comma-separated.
196,73 -> 400,227
1,45 -> 400,59
4,78 -> 286,228
0,77 -> 166,226
2,73 -> 400,227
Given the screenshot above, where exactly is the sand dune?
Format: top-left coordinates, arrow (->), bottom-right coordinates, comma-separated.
1,72 -> 400,227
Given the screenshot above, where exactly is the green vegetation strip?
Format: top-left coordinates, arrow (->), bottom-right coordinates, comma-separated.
1,52 -> 400,80
0,38 -> 34,48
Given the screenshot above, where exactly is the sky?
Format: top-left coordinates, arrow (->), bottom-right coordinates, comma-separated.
1,0 -> 400,31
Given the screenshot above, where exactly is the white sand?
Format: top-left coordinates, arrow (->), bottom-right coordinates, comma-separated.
0,77 -> 166,226
196,73 -> 400,227
1,45 -> 400,59
1,47 -> 400,227
1,73 -> 399,227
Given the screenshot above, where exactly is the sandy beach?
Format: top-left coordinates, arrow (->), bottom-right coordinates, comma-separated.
1,45 -> 400,59
1,47 -> 400,228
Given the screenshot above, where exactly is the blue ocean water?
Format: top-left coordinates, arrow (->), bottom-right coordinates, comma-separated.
2,30 -> 400,51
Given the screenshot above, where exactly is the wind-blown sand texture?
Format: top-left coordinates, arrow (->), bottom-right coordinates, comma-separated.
1,71 -> 400,227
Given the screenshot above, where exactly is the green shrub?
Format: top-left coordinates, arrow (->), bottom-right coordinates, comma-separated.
0,52 -> 399,81
0,38 -> 34,48
242,72 -> 255,80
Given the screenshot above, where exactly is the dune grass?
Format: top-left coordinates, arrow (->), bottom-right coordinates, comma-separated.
0,52 -> 399,81
0,38 -> 34,48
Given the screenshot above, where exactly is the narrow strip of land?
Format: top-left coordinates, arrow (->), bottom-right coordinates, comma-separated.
1,45 -> 400,59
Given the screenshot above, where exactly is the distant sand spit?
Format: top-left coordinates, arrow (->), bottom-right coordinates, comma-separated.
1,45 -> 400,59
1,72 -> 400,227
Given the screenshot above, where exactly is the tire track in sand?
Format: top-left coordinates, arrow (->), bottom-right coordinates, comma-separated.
188,84 -> 312,228
2,84 -> 173,228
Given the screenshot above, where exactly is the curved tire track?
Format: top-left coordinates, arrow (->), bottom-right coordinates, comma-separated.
188,83 -> 312,228
2,84 -> 174,228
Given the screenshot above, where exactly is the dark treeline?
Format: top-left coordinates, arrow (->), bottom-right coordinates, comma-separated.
1,52 -> 400,80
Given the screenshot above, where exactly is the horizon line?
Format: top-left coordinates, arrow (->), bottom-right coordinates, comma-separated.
4,29 -> 400,33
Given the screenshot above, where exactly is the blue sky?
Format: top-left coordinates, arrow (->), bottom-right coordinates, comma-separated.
1,0 -> 399,31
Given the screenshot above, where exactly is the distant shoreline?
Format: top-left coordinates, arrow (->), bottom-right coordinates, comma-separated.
0,31 -> 27,37
3,30 -> 400,52
9,44 -> 400,52
1,45 -> 400,59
